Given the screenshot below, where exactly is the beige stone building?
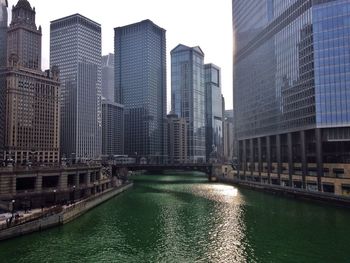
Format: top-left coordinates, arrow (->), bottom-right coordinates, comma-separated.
167,113 -> 187,164
1,0 -> 60,165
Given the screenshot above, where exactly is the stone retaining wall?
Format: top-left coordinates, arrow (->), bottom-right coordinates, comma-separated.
0,183 -> 133,241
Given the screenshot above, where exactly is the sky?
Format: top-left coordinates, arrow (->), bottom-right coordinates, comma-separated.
7,0 -> 233,110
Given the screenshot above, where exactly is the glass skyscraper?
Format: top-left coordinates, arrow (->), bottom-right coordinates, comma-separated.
50,14 -> 102,160
102,100 -> 124,156
171,44 -> 206,163
102,53 -> 114,100
233,0 -> 350,196
114,20 -> 167,164
101,53 -> 124,157
205,63 -> 223,162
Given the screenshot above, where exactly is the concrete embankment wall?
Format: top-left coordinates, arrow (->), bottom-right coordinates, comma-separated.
62,183 -> 133,224
0,183 -> 133,241
0,213 -> 62,241
218,177 -> 350,207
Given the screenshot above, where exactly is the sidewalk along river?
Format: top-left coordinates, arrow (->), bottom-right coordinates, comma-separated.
0,172 -> 349,262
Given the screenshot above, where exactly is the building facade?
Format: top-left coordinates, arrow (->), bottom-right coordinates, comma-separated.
205,63 -> 223,163
167,113 -> 187,164
233,0 -> 350,196
50,14 -> 102,160
114,20 -> 167,164
171,44 -> 206,163
2,0 -> 60,164
102,100 -> 124,156
0,0 -> 7,67
0,0 -> 8,160
102,53 -> 114,100
223,113 -> 234,163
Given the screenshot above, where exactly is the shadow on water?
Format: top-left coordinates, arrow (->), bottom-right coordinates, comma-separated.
131,179 -> 209,184
130,172 -> 209,185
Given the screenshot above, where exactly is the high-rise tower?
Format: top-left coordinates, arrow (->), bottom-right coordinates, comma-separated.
0,0 -> 8,159
102,54 -> 114,100
2,0 -> 60,164
205,63 -> 223,162
50,14 -> 102,160
233,0 -> 350,195
7,0 -> 41,70
0,0 -> 7,67
114,20 -> 167,164
171,44 -> 206,163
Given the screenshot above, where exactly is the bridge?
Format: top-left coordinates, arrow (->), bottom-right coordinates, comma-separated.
111,163 -> 223,181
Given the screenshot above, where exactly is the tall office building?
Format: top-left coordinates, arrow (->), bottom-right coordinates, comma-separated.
0,0 -> 8,160
171,44 -> 206,163
101,53 -> 124,157
2,0 -> 60,164
114,20 -> 167,164
233,0 -> 350,195
167,113 -> 187,164
205,63 -> 223,162
102,53 -> 114,100
102,99 -> 124,156
50,14 -> 102,160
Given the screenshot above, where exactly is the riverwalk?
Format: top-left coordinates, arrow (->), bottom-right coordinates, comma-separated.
0,182 -> 133,241
218,176 -> 350,207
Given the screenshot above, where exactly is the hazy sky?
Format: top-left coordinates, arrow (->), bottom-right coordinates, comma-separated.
7,0 -> 233,110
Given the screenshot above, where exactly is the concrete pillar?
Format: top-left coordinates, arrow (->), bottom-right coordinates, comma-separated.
300,130 -> 307,189
315,128 -> 323,191
276,134 -> 282,185
85,172 -> 91,185
59,173 -> 67,190
0,174 -> 13,195
266,136 -> 271,184
242,140 -> 247,179
258,137 -> 262,180
35,175 -> 42,192
287,133 -> 293,187
74,173 -> 79,187
90,172 -> 95,183
250,139 -> 254,176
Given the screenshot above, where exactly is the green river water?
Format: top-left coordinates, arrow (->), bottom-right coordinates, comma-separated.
0,173 -> 349,263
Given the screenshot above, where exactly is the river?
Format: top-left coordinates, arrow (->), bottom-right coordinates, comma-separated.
0,173 -> 349,262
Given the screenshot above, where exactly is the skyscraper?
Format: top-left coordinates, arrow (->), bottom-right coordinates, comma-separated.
0,0 -> 8,159
205,63 -> 223,162
233,0 -> 350,195
167,113 -> 187,164
2,0 -> 60,164
171,44 -> 206,163
0,0 -> 7,67
102,53 -> 114,100
114,20 -> 167,164
7,0 -> 41,70
101,53 -> 124,157
102,99 -> 124,156
50,14 -> 102,160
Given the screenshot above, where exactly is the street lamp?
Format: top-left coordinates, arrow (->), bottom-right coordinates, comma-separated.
72,185 -> 76,203
11,199 -> 15,217
53,189 -> 57,205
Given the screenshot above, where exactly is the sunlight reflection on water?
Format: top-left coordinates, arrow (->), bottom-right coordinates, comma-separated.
155,182 -> 253,262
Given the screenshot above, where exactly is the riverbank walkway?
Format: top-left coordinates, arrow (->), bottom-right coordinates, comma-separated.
0,181 -> 132,234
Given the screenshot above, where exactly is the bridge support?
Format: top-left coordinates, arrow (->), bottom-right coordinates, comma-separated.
208,164 -> 223,182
